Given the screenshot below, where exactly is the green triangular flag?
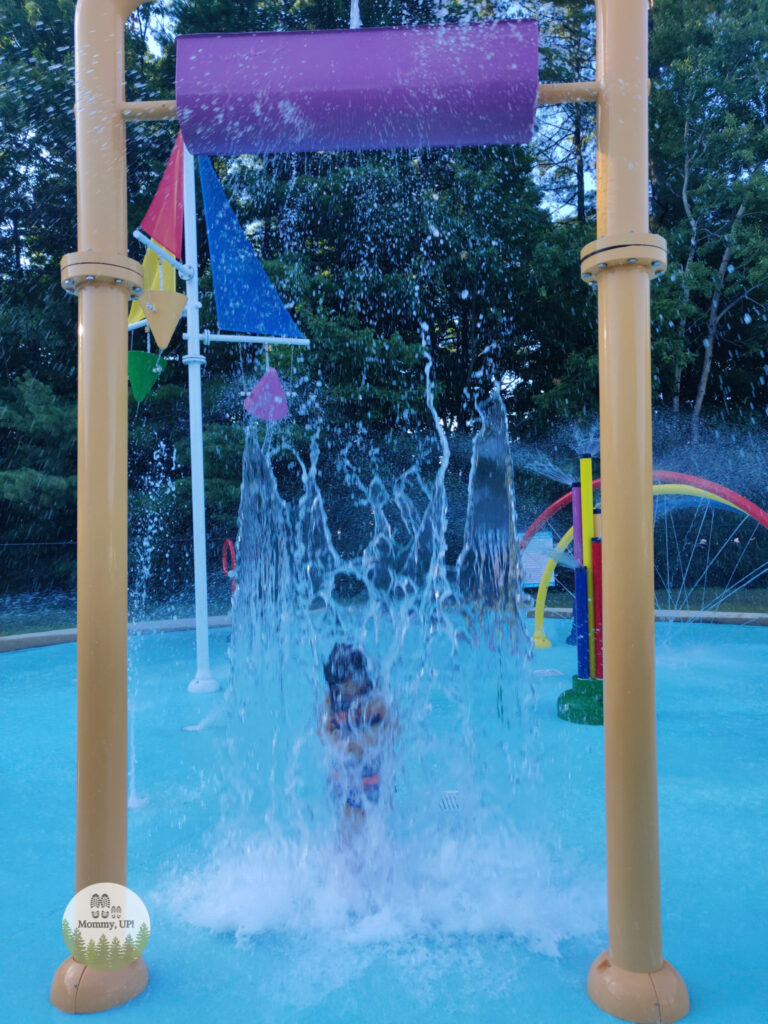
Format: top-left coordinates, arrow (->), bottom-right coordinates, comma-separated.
128,350 -> 166,403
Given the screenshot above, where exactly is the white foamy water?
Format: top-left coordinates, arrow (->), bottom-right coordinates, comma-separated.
165,827 -> 603,956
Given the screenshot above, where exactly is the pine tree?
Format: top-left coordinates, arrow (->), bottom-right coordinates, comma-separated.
72,928 -> 87,964
109,936 -> 122,970
94,934 -> 110,969
122,934 -> 136,965
62,917 -> 74,954
135,921 -> 150,956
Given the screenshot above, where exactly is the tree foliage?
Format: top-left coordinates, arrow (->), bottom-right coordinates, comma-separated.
2,0 -> 767,600
650,0 -> 768,436
526,0 -> 596,224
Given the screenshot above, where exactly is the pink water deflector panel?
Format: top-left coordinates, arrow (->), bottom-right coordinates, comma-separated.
176,21 -> 539,156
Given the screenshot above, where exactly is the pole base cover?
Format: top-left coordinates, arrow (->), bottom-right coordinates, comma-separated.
50,954 -> 148,1014
587,950 -> 689,1023
557,675 -> 603,725
188,673 -> 219,693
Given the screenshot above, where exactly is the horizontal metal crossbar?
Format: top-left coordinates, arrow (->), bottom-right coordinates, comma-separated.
190,331 -> 310,347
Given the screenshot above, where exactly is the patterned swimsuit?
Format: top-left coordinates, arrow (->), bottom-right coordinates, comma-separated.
328,699 -> 382,810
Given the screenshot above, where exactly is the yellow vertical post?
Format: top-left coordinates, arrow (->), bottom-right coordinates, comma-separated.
51,0 -> 150,1013
580,0 -> 689,1020
579,456 -> 597,678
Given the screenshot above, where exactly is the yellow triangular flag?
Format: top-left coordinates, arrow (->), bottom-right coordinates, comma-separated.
128,245 -> 178,326
142,291 -> 188,351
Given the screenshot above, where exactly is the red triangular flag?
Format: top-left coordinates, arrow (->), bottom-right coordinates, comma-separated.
244,368 -> 289,421
140,132 -> 185,260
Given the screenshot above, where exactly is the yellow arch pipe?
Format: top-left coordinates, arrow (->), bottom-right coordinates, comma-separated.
532,526 -> 574,649
531,484 -> 738,649
650,483 -> 738,510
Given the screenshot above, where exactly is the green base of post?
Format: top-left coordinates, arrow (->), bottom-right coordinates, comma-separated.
557,675 -> 603,725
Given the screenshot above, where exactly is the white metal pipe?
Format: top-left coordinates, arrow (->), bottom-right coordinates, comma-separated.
183,143 -> 218,694
185,331 -> 309,347
133,227 -> 195,281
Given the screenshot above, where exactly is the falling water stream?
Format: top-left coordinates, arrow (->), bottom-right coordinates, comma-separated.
127,439 -> 177,810
167,361 -> 602,967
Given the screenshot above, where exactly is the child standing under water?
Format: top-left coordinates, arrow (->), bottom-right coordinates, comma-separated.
320,643 -> 392,838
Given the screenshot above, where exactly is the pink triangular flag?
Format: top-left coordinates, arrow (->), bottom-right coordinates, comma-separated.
140,133 -> 185,260
244,368 -> 289,421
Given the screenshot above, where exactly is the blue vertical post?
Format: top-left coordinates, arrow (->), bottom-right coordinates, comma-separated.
574,566 -> 591,680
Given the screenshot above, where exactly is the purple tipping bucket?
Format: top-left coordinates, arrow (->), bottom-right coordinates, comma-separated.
176,21 -> 539,156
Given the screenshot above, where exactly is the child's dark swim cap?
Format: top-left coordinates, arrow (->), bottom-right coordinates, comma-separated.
324,643 -> 373,692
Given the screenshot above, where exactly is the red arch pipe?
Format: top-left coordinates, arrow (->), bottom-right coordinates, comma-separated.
222,538 -> 236,594
520,470 -> 768,551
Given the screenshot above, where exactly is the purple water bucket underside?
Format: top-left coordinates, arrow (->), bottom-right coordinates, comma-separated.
176,21 -> 539,156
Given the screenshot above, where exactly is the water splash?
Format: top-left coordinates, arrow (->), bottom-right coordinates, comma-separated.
295,436 -> 341,602
173,371 -> 560,951
518,449 -> 575,486
457,385 -> 528,641
568,421 -> 601,459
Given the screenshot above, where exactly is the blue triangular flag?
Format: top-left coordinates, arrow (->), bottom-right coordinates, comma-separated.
198,156 -> 304,339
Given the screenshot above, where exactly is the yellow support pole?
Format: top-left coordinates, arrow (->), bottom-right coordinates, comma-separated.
51,0 -> 152,1014
579,457 -> 597,678
583,0 -> 689,1020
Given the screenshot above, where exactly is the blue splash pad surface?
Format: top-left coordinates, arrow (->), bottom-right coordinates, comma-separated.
2,620 -> 767,1023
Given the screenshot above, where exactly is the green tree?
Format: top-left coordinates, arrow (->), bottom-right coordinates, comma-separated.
650,0 -> 768,437
196,135 -> 557,430
123,933 -> 136,964
72,927 -> 87,963
109,935 -> 123,970
62,916 -> 74,953
0,1 -> 77,277
0,2 -> 79,593
0,373 -> 77,590
0,0 -> 182,598
135,921 -> 150,955
505,218 -> 598,431
525,0 -> 596,224
94,933 -> 110,969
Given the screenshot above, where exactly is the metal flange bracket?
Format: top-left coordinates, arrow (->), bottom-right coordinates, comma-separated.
60,251 -> 144,298
580,232 -> 667,285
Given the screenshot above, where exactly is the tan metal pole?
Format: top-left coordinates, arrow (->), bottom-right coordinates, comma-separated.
51,0 -> 150,1013
537,80 -> 599,105
582,1 -> 689,1020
